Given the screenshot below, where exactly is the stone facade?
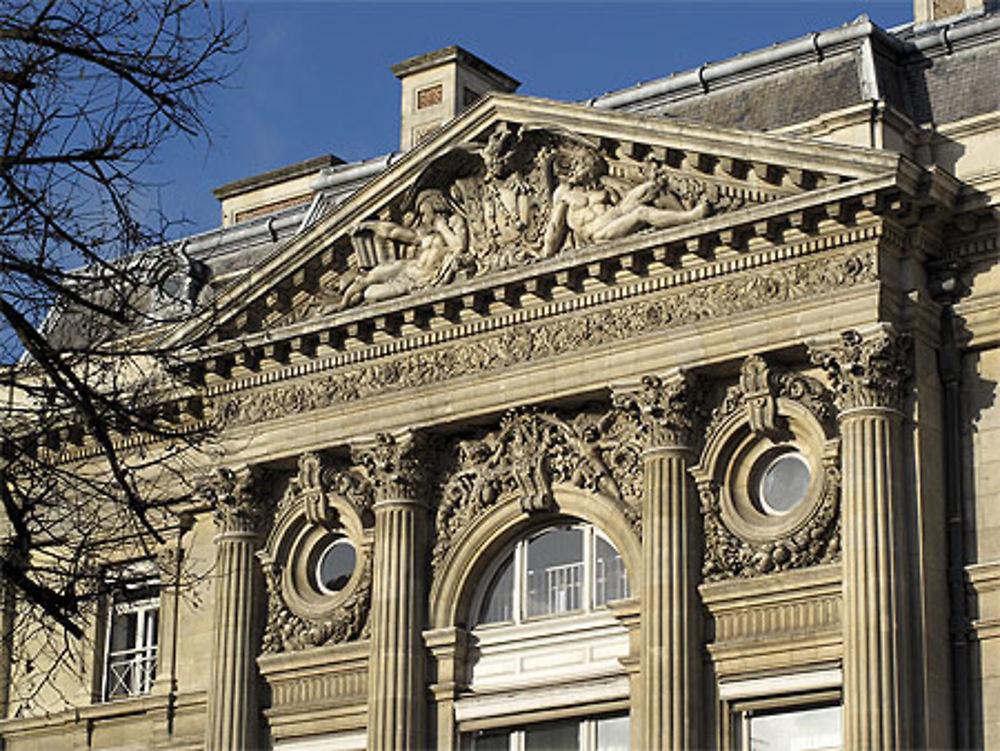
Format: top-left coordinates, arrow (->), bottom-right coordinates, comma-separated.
3,5 -> 1000,751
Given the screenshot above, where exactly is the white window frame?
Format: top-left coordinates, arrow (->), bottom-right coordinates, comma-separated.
467,713 -> 629,751
102,587 -> 159,701
724,688 -> 842,751
474,523 -> 629,627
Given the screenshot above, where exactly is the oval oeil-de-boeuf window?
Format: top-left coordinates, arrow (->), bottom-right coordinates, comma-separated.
758,452 -> 811,516
315,538 -> 357,594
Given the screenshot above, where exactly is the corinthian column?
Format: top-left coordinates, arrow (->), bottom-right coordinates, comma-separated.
810,325 -> 912,751
614,371 -> 701,751
204,468 -> 262,751
354,431 -> 429,751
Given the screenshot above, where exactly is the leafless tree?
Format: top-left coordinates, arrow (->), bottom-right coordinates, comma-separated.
0,0 -> 242,709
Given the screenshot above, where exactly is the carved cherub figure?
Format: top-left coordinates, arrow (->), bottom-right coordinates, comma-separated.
341,189 -> 468,308
542,147 -> 709,257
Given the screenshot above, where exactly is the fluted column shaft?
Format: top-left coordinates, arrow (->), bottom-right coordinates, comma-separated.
356,431 -> 430,751
207,520 -> 259,751
811,325 -> 913,751
203,468 -> 261,751
368,497 -> 428,751
839,407 -> 910,750
641,444 -> 700,751
614,372 -> 701,751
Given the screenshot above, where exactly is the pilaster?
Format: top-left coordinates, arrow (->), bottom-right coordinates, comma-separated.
203,467 -> 263,751
424,626 -> 470,751
614,371 -> 702,751
354,431 -> 430,751
810,324 -> 913,750
0,539 -> 17,720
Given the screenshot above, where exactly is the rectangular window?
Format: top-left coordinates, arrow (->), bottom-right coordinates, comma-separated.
468,714 -> 628,751
102,582 -> 159,701
733,702 -> 842,751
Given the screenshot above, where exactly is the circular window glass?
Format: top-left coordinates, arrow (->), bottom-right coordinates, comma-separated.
315,539 -> 357,594
758,453 -> 811,515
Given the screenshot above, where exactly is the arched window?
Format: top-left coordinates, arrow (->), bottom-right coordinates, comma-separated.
460,520 -> 633,749
475,522 -> 629,627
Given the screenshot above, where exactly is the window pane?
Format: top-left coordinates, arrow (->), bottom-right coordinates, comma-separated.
526,527 -> 583,617
317,539 -> 357,593
105,597 -> 158,701
748,704 -> 842,751
524,719 -> 578,750
109,610 -> 137,654
471,729 -> 509,751
593,536 -> 629,606
759,453 -> 811,515
596,715 -> 630,751
478,555 -> 514,625
144,608 -> 159,650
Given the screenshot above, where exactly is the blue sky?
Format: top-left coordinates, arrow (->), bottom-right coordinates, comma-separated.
151,1 -> 914,236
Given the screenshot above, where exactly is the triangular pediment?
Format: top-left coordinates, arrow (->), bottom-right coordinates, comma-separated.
168,93 -> 924,359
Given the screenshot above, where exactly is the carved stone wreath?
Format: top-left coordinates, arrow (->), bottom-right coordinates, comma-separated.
432,404 -> 643,575
693,356 -> 841,581
258,453 -> 376,654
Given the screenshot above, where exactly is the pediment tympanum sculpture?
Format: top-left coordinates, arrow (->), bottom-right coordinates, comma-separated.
171,94 -> 915,354
284,124 -> 744,320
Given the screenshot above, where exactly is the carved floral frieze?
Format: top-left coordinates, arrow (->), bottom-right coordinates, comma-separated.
215,247 -> 877,430
431,406 -> 642,573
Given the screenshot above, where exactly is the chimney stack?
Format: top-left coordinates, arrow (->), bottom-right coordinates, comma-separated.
392,46 -> 519,151
914,0 -> 989,23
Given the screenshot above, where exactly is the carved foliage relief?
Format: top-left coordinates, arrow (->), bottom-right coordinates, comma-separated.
697,356 -> 841,581
259,453 -> 375,654
218,248 -> 877,430
432,406 -> 643,574
279,123 -> 748,321
809,326 -> 912,412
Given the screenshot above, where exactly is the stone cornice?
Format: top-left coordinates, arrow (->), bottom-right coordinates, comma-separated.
213,241 -> 880,432
196,198 -> 897,395
164,93 -> 917,353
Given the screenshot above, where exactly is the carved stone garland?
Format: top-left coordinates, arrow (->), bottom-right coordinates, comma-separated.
259,453 -> 375,654
432,405 -> 643,574
698,356 -> 841,580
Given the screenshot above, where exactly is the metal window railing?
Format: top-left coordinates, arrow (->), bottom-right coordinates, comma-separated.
105,645 -> 157,699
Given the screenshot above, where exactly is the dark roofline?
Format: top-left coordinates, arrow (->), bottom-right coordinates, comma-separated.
213,154 -> 345,201
589,9 -> 1000,112
391,45 -> 520,90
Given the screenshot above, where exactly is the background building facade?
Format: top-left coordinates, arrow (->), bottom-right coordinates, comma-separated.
2,1 -> 1000,749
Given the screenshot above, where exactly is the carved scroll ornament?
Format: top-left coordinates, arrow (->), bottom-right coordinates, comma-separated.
196,465 -> 265,534
432,406 -> 643,573
612,371 -> 699,449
